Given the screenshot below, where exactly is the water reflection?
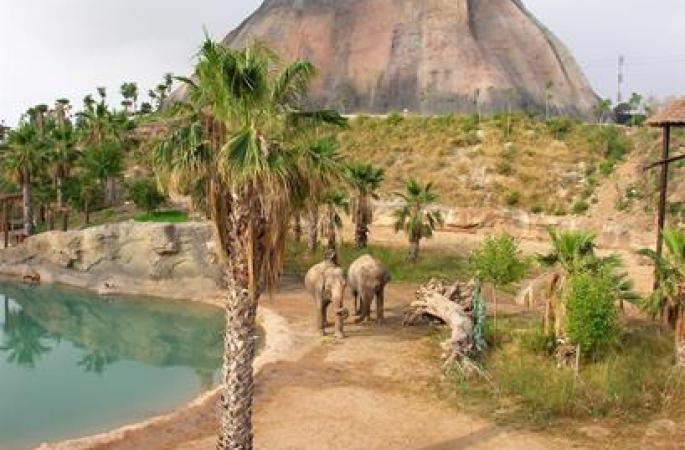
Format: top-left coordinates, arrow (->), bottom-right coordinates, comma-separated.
0,281 -> 227,450
0,282 -> 223,376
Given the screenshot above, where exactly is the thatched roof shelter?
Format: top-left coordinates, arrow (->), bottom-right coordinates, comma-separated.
647,98 -> 685,127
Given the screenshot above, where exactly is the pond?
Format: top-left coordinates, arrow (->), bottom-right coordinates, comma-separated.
0,281 -> 224,450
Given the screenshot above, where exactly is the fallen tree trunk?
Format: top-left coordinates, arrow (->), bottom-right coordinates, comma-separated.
405,279 -> 481,371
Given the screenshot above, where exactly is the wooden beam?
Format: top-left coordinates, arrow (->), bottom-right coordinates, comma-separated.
643,153 -> 685,171
655,125 -> 671,290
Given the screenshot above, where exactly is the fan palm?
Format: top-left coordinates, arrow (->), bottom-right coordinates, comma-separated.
299,136 -> 345,252
155,38 -> 344,449
639,228 -> 685,366
120,82 -> 139,113
0,120 -> 49,235
49,120 -> 79,208
322,189 -> 349,252
540,228 -> 638,337
393,179 -> 443,262
346,162 -> 384,248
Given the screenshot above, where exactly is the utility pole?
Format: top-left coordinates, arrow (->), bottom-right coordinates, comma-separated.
617,55 -> 625,104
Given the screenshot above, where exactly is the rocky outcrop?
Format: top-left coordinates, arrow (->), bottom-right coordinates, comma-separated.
0,222 -> 224,301
185,0 -> 599,118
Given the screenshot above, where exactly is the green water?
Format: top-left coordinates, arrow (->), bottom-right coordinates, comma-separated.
0,281 -> 224,450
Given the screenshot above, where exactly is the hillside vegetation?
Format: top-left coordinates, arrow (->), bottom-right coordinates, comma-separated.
340,114 -> 634,215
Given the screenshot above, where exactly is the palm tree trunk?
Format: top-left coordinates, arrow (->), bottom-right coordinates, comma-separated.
292,213 -> 302,244
22,171 -> 33,236
106,176 -> 117,206
676,305 -> 685,368
354,196 -> 368,249
306,206 -> 319,253
408,238 -> 420,262
326,211 -> 336,252
218,276 -> 257,450
84,197 -> 90,226
57,175 -> 65,209
492,284 -> 498,341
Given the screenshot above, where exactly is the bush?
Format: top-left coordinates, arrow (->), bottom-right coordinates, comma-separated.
505,191 -> 520,206
571,200 -> 590,215
566,271 -> 620,360
546,117 -> 577,139
496,161 -> 514,176
386,112 -> 404,125
127,178 -> 165,214
599,160 -> 615,176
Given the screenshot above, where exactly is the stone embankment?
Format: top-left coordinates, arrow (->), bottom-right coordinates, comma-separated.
373,201 -> 655,251
0,221 -> 224,301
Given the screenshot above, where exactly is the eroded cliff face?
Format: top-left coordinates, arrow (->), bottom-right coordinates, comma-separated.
0,222 -> 224,301
215,0 -> 598,118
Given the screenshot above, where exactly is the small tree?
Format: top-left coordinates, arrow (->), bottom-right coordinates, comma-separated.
565,270 -> 620,360
470,233 -> 527,338
639,228 -> 685,367
127,178 -> 165,215
322,189 -> 349,253
346,162 -> 384,248
393,179 -> 443,262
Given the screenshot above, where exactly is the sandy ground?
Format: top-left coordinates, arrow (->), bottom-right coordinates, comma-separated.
39,223 -> 665,450
170,282 -> 575,450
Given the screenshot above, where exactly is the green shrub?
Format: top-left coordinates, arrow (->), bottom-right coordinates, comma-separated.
566,271 -> 620,360
546,117 -> 577,139
496,161 -> 514,176
127,178 -> 165,214
505,190 -> 520,206
572,200 -> 590,215
531,205 -> 543,214
599,160 -> 615,175
451,131 -> 480,147
386,112 -> 404,125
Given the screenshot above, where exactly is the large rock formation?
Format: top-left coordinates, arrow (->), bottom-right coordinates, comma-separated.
216,0 -> 598,118
0,222 -> 224,301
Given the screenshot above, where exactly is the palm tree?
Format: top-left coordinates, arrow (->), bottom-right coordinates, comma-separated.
155,39 -> 344,448
346,162 -> 384,249
0,120 -> 48,235
393,179 -> 443,262
322,189 -> 349,253
639,228 -> 685,367
81,141 -> 125,206
120,82 -> 139,113
299,136 -> 345,253
49,117 -> 79,209
540,228 -> 637,336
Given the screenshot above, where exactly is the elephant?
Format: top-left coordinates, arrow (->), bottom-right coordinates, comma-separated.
348,254 -> 391,324
304,259 -> 348,338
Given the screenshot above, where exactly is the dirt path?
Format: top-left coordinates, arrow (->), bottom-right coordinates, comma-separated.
167,283 -> 574,450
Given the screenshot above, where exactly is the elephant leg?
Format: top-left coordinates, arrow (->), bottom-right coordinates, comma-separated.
323,300 -> 333,333
334,297 -> 346,339
353,291 -> 361,316
376,288 -> 385,324
315,298 -> 326,336
355,293 -> 372,323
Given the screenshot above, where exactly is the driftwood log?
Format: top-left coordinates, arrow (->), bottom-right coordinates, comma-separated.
404,279 -> 478,370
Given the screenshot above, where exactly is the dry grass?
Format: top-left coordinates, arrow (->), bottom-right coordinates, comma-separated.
340,114 -> 633,213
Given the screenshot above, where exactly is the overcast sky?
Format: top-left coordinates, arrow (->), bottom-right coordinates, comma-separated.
1,0 -> 684,126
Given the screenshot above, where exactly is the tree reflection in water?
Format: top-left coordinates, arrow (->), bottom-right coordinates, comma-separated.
0,283 -> 224,383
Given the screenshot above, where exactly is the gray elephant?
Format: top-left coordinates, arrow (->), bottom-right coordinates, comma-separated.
304,259 -> 348,338
348,255 -> 391,324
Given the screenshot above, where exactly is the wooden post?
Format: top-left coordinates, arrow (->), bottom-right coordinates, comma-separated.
655,125 -> 671,289
2,201 -> 7,249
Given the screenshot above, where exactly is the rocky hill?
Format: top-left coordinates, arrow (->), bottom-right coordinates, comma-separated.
213,0 -> 598,118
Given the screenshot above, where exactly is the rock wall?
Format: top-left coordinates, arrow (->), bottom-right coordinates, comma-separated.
372,200 -> 655,251
184,0 -> 599,118
0,222 -> 224,301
